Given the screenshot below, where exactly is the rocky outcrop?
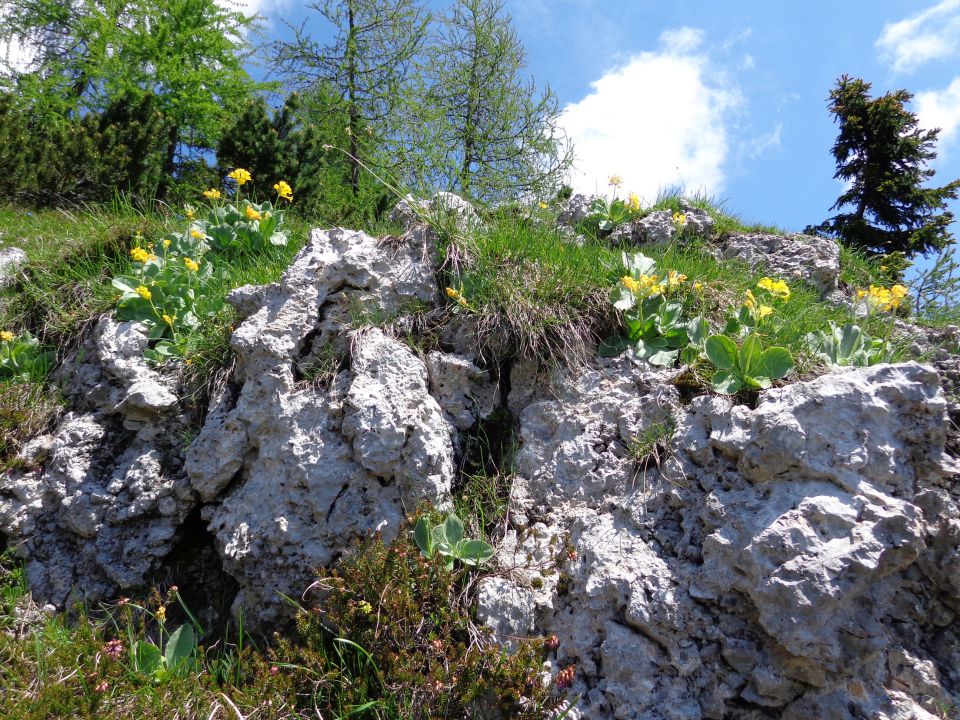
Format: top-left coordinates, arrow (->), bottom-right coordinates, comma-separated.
0,246 -> 27,287
477,361 -> 959,719
609,205 -> 715,247
0,318 -> 192,606
185,226 -> 458,625
2,205 -> 958,718
718,232 -> 841,297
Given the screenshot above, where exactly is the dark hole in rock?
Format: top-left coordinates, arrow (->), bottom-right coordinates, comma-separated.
150,506 -> 238,645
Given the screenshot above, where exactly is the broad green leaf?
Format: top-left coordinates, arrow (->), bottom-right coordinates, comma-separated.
442,514 -> 464,546
705,335 -> 737,370
457,539 -> 495,566
647,348 -> 679,367
711,369 -> 742,395
164,624 -> 195,670
687,316 -> 709,344
599,335 -> 631,357
611,285 -> 634,311
838,322 -> 863,358
740,334 -> 762,376
414,518 -> 433,557
623,252 -> 657,276
758,347 -> 794,380
680,345 -> 700,364
135,641 -> 162,676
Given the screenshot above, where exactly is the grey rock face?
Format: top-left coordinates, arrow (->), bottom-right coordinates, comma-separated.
558,193 -> 600,226
0,246 -> 27,286
608,205 -> 714,247
477,361 -> 959,719
186,227 -> 457,625
391,192 -> 478,231
0,317 -> 191,606
719,232 -> 841,297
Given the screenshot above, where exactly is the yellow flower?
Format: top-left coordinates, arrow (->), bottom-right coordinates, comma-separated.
136,285 -> 152,301
228,168 -> 252,186
245,205 -> 262,221
538,201 -> 549,209
667,270 -> 687,288
608,175 -> 623,188
185,208 -> 195,220
626,193 -> 641,212
758,305 -> 774,319
264,211 -> 272,220
744,289 -> 757,310
0,331 -> 13,342
621,275 -> 641,293
202,188 -> 222,200
757,277 -> 790,300
184,257 -> 200,272
155,606 -> 166,623
445,287 -> 469,307
693,281 -> 704,292
191,229 -> 203,239
162,238 -> 171,249
273,180 -> 293,201
672,211 -> 687,226
856,289 -> 869,300
162,314 -> 176,325
130,247 -> 155,263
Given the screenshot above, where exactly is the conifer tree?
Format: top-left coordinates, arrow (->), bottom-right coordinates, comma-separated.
270,0 -> 429,196
810,75 -> 960,256
409,0 -> 571,203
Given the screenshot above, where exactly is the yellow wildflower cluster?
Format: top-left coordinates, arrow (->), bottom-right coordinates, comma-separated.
203,188 -> 222,200
245,205 -> 262,221
445,286 -> 469,308
621,271 -> 686,297
608,175 -> 623,188
626,193 -> 641,213
130,247 -> 156,264
184,257 -> 200,272
228,168 -> 252,186
190,228 -> 203,239
0,330 -> 13,342
135,285 -> 152,301
743,289 -> 773,319
856,284 -> 908,312
538,201 -> 549,209
185,206 -> 195,220
162,238 -> 171,249
162,314 -> 176,325
672,211 -> 687,226
273,180 -> 293,201
757,277 -> 790,300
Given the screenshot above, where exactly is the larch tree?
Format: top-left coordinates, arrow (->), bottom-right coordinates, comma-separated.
410,0 -> 571,203
269,0 -> 430,195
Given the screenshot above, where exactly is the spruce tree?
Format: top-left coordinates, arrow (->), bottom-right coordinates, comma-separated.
810,75 -> 960,256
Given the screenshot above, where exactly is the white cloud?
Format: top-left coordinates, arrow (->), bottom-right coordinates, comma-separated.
916,76 -> 960,154
559,27 -> 740,201
748,122 -> 782,158
876,0 -> 960,73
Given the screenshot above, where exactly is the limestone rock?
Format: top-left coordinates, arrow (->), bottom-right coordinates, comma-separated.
476,360 -> 959,719
186,226 -> 454,626
609,205 -> 714,247
557,193 -> 599,226
391,192 -> 478,231
0,316 -> 191,607
0,246 -> 27,286
719,232 -> 840,296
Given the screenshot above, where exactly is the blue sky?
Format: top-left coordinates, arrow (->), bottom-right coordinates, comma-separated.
246,0 -> 960,251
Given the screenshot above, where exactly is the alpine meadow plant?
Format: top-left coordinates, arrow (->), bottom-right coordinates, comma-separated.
806,321 -> 894,368
583,175 -> 642,235
705,333 -> 795,394
601,251 -> 695,367
196,169 -> 292,254
112,230 -> 221,362
0,331 -> 54,381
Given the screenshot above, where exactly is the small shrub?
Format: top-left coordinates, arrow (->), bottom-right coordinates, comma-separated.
281,522 -> 571,718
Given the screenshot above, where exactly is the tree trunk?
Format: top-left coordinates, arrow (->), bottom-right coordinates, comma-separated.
347,0 -> 359,196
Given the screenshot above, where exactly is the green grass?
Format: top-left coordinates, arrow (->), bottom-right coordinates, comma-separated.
644,188 -> 788,236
